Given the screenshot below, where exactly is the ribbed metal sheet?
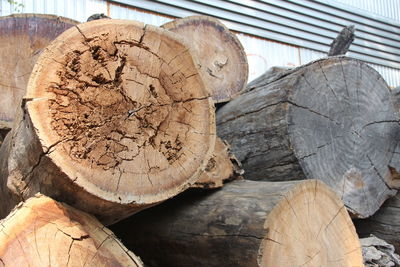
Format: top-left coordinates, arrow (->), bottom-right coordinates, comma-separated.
333,0 -> 400,21
109,0 -> 400,69
0,0 -> 107,22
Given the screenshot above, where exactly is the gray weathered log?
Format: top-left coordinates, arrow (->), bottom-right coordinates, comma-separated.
328,25 -> 355,56
355,193 -> 400,252
244,66 -> 291,93
112,179 -> 363,267
217,56 -> 400,218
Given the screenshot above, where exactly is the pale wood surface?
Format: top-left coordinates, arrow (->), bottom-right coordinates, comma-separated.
0,19 -> 215,225
0,14 -> 78,130
162,16 -> 248,103
0,194 -> 143,266
112,180 -> 363,267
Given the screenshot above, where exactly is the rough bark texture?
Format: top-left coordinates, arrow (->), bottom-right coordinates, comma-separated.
355,193 -> 400,253
0,19 -> 215,225
245,66 -> 291,93
217,56 -> 400,218
328,25 -> 355,56
162,15 -> 248,103
0,194 -> 143,266
192,137 -> 243,189
0,14 -> 78,132
112,180 -> 363,267
360,235 -> 400,266
87,13 -> 111,21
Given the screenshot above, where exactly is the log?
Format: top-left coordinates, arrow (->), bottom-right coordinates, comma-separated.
217,56 -> 400,218
0,14 -> 78,132
360,235 -> 400,266
192,137 -> 243,189
245,66 -> 292,93
0,19 -> 215,225
111,180 -> 363,267
328,25 -> 355,56
355,193 -> 400,252
162,15 -> 248,103
0,194 -> 143,266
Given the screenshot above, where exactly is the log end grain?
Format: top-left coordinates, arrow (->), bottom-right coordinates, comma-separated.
0,194 -> 143,266
162,15 -> 248,103
0,14 -> 78,129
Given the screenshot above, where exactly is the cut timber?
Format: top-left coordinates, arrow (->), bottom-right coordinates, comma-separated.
0,19 -> 215,225
217,56 -> 400,218
0,14 -> 78,131
0,194 -> 143,266
112,180 -> 363,267
245,66 -> 291,93
192,137 -> 243,189
355,193 -> 400,252
162,16 -> 248,103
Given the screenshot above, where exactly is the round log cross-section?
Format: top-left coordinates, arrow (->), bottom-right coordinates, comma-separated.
0,195 -> 143,266
112,180 -> 363,267
0,14 -> 78,131
0,19 -> 215,225
217,56 -> 400,218
162,16 -> 248,103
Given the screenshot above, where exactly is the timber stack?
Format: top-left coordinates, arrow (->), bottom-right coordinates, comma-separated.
1,12 -> 398,266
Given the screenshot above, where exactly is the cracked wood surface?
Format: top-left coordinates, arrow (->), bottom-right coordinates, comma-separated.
217,56 -> 400,218
0,14 -> 78,132
0,19 -> 215,225
192,137 -> 243,189
355,183 -> 400,253
111,179 -> 362,267
0,194 -> 143,267
162,15 -> 248,103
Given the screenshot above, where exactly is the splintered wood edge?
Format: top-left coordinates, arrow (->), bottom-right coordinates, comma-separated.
25,19 -> 216,205
259,180 -> 363,266
0,194 -> 143,266
162,15 -> 249,103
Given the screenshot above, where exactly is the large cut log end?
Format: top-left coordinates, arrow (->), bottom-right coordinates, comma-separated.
217,56 -> 400,218
0,195 -> 143,266
2,19 -> 215,224
113,179 -> 363,266
162,15 -> 248,103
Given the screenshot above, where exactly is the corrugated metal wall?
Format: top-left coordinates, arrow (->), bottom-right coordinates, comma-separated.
333,0 -> 400,21
0,0 -> 399,87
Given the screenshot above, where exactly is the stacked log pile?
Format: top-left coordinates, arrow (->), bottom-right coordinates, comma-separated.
0,12 -> 398,266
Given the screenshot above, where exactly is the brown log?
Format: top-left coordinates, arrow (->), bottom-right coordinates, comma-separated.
217,56 -> 400,218
0,14 -> 78,132
192,137 -> 243,189
0,194 -> 143,266
0,19 -> 215,225
112,180 -> 363,267
162,15 -> 248,103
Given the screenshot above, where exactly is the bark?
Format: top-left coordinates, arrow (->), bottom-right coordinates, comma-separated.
328,25 -> 355,56
87,13 -> 111,21
0,14 -> 78,131
355,193 -> 400,253
0,194 -> 143,266
112,179 -> 363,267
192,137 -> 243,189
0,19 -> 215,225
162,15 -> 248,103
217,56 -> 400,218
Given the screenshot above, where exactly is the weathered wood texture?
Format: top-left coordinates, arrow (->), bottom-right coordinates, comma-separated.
112,180 -> 363,267
0,194 -> 143,266
0,14 -> 78,131
192,137 -> 243,189
217,56 -> 400,218
162,16 -> 248,103
244,66 -> 291,93
0,19 -> 215,225
328,25 -> 355,56
355,193 -> 400,253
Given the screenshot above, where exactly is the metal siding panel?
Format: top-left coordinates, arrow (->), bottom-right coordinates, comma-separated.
109,3 -> 172,25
